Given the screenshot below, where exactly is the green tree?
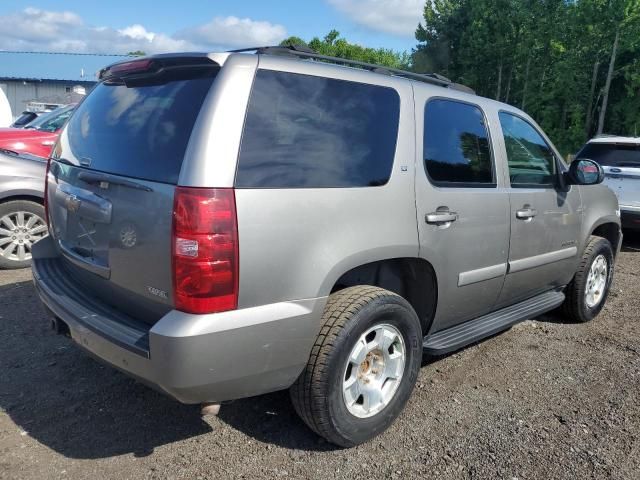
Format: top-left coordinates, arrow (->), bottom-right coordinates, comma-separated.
282,30 -> 410,69
413,0 -> 640,155
279,36 -> 308,48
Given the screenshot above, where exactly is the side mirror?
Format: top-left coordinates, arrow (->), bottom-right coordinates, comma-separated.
566,158 -> 604,185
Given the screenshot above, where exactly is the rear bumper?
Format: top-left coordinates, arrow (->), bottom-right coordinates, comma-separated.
32,236 -> 326,404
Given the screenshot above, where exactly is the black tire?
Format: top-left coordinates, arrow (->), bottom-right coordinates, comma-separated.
290,285 -> 422,447
0,200 -> 46,270
562,235 -> 614,323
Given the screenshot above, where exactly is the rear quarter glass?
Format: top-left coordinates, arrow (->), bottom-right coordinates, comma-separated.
58,70 -> 218,184
235,69 -> 400,188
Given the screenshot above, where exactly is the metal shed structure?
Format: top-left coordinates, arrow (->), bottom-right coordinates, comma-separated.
0,51 -> 132,119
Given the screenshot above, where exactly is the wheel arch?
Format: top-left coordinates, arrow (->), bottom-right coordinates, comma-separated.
590,218 -> 621,257
329,256 -> 437,336
0,193 -> 44,205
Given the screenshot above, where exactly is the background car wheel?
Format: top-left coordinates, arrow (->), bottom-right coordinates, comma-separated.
290,285 -> 422,447
0,200 -> 47,269
562,235 -> 614,323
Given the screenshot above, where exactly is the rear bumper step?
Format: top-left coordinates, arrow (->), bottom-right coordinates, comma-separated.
33,256 -> 150,357
423,290 -> 565,355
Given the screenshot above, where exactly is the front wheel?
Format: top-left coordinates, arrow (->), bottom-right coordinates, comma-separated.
290,286 -> 422,447
562,236 -> 614,323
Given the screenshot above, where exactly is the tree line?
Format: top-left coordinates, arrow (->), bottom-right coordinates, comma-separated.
282,0 -> 639,156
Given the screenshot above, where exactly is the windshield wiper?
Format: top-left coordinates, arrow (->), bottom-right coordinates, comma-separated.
78,171 -> 153,192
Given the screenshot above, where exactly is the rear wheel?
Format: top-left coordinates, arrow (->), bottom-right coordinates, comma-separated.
290,286 -> 422,447
0,200 -> 47,269
562,236 -> 614,323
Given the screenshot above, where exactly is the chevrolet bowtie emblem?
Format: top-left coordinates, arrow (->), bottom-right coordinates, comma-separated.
65,194 -> 81,213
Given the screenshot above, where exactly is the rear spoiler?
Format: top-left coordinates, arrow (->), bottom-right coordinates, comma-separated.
99,54 -> 218,81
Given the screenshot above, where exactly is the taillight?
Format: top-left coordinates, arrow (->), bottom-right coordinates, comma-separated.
109,59 -> 155,76
43,157 -> 51,229
172,187 -> 239,314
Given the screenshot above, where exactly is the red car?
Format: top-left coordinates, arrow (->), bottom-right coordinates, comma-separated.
0,105 -> 75,158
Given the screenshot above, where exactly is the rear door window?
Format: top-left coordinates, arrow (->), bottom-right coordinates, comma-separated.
62,70 -> 217,184
423,99 -> 494,186
577,143 -> 640,168
236,69 -> 400,188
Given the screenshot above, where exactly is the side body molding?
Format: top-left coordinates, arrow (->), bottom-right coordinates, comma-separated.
458,263 -> 507,287
508,247 -> 578,273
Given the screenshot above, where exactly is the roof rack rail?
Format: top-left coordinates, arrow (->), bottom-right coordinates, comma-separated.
227,45 -> 475,94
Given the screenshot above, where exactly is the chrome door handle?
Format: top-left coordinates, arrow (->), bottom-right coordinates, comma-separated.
516,208 -> 537,219
426,211 -> 458,224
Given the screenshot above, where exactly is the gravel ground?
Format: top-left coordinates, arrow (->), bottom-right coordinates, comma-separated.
1,233 -> 639,480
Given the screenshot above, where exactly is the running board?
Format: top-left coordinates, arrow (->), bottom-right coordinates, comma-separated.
423,290 -> 565,355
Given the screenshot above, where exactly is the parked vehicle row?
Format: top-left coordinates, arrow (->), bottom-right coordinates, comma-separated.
0,104 -> 75,158
26,47 -> 622,447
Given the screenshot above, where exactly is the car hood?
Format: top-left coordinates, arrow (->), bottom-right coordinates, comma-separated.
0,128 -> 57,140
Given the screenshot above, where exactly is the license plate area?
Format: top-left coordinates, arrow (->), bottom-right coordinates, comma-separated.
55,183 -> 113,270
65,213 -> 110,266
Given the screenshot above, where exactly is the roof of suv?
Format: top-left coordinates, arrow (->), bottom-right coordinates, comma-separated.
98,48 -> 539,133
588,136 -> 640,145
100,46 -> 477,95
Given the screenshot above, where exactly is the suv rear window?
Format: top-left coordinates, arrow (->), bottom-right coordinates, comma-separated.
236,70 -> 400,188
63,70 -> 217,184
577,143 -> 640,168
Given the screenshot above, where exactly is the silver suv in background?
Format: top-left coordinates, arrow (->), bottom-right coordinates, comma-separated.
32,47 -> 621,447
0,150 -> 47,268
577,136 -> 640,230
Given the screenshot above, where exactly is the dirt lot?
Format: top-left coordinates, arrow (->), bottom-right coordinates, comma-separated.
1,234 -> 639,480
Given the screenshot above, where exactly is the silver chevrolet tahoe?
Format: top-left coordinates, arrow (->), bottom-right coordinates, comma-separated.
32,46 -> 622,447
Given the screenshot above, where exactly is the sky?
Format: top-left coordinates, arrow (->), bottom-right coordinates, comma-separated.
0,1 -> 425,55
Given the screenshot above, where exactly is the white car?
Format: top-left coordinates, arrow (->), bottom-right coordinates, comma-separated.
578,136 -> 640,230
0,88 -> 11,128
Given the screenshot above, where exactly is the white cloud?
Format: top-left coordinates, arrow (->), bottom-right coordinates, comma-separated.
0,7 -> 83,44
118,25 -> 155,42
0,8 -> 287,54
176,16 -> 287,48
326,0 -> 424,37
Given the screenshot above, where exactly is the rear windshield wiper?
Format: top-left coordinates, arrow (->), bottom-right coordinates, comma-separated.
78,171 -> 153,192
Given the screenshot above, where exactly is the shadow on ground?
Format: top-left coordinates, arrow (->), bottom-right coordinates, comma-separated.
0,279 -> 334,458
0,280 -> 213,459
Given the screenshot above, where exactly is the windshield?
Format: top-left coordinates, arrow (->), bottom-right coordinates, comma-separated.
578,142 -> 640,168
26,105 -> 75,132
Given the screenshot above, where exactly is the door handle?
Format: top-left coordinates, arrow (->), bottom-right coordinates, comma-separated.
516,207 -> 537,219
426,211 -> 458,224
